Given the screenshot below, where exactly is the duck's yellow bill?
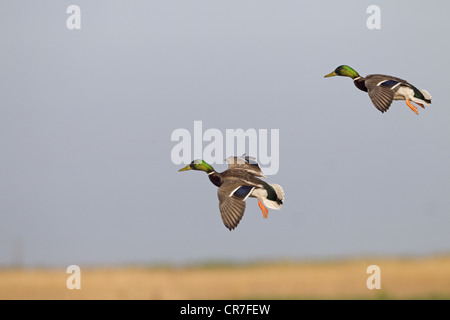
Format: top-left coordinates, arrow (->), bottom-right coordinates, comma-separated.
178,165 -> 192,172
324,71 -> 336,78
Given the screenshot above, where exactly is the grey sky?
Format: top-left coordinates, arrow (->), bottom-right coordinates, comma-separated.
1,1 -> 449,267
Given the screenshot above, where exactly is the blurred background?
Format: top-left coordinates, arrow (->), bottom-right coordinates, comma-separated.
0,1 -> 449,299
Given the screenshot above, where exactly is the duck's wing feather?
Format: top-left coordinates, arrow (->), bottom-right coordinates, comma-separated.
366,83 -> 395,113
218,180 -> 254,230
365,75 -> 402,113
366,74 -> 409,84
225,155 -> 265,178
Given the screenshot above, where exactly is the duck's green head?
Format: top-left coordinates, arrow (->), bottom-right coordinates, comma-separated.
179,160 -> 214,173
324,65 -> 360,79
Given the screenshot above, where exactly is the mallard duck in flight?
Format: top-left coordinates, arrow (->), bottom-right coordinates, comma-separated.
179,156 -> 284,230
324,65 -> 432,115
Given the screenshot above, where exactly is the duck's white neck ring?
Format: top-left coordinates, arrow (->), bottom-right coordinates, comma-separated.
353,76 -> 362,81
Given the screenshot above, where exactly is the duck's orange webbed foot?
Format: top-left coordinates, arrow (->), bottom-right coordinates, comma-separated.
258,200 -> 269,219
406,99 -> 419,115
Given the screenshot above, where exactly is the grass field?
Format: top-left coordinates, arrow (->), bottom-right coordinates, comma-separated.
1,256 -> 450,299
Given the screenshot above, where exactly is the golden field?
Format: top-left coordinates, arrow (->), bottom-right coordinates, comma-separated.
1,256 -> 450,300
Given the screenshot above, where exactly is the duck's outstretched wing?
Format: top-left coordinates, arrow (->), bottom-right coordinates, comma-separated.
225,155 -> 265,178
366,83 -> 395,112
365,75 -> 411,113
218,180 -> 255,230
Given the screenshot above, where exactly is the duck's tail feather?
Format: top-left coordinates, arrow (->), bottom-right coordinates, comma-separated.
262,184 -> 284,210
420,90 -> 432,104
412,89 -> 432,105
